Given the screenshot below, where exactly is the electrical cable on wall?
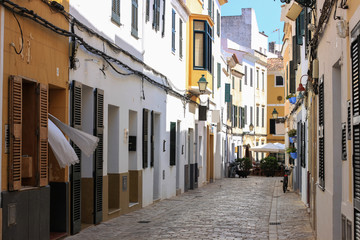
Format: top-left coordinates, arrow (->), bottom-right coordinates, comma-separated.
0,0 -> 199,106
10,9 -> 23,55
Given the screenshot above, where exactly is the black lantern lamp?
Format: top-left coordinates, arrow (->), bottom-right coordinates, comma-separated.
272,108 -> 279,119
197,75 -> 208,93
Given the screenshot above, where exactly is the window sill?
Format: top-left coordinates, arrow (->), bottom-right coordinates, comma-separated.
111,18 -> 121,27
131,31 -> 139,40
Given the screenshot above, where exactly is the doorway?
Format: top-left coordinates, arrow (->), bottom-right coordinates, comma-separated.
153,112 -> 161,201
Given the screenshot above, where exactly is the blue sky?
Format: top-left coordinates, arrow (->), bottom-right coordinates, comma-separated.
221,0 -> 284,45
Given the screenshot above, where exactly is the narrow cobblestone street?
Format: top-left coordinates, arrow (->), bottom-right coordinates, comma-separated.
66,177 -> 315,240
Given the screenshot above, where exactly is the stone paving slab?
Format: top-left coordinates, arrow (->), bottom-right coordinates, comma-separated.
66,177 -> 315,240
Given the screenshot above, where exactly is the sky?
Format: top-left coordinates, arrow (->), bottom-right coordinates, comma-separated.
221,0 -> 284,45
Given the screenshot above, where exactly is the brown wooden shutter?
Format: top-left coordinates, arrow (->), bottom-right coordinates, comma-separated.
9,76 -> 22,191
37,83 -> 48,187
70,80 -> 82,235
94,88 -> 104,224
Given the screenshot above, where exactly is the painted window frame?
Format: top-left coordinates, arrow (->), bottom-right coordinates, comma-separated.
193,20 -> 212,72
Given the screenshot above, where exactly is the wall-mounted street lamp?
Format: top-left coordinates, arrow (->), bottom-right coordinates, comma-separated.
272,108 -> 279,119
197,74 -> 208,93
297,83 -> 306,92
249,123 -> 254,132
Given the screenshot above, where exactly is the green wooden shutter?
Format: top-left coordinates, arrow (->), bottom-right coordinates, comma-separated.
146,0 -> 150,21
289,61 -> 296,93
9,76 -> 22,191
70,80 -> 82,234
217,10 -> 220,36
179,19 -> 183,58
170,122 -> 176,166
143,109 -> 149,168
94,88 -> 104,224
244,105 -> 247,125
292,36 -> 298,70
111,0 -> 120,25
241,107 -> 245,128
152,0 -> 157,28
151,111 -> 154,167
162,0 -> 166,37
296,9 -> 304,45
225,83 -> 230,102
172,9 -> 176,52
156,0 -> 160,31
217,63 -> 221,88
131,0 -> 138,37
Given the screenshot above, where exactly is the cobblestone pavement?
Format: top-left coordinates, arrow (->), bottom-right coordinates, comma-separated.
66,177 -> 315,240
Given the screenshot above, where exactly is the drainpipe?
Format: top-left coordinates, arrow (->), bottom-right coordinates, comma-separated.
0,6 -> 4,201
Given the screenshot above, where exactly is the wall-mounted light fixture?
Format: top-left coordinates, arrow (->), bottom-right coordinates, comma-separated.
272,108 -> 279,119
197,75 -> 208,93
163,140 -> 166,152
249,123 -> 254,132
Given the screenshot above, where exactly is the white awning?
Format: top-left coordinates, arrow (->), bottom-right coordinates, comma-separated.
249,142 -> 285,153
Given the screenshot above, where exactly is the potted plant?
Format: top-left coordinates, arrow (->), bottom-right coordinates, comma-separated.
260,156 -> 278,177
286,146 -> 297,159
288,129 -> 297,143
286,94 -> 296,104
237,157 -> 252,178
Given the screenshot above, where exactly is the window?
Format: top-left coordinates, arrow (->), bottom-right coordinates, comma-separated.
250,106 -> 253,125
232,76 -> 234,89
172,9 -> 176,52
217,63 -> 221,88
179,19 -> 183,58
262,107 -> 265,127
194,20 -> 212,72
256,69 -> 259,89
270,119 -> 276,134
217,10 -> 220,37
153,0 -> 160,31
162,0 -> 166,37
111,0 -> 120,25
170,122 -> 176,165
239,79 -> 242,92
233,106 -> 237,127
244,66 -> 247,85
276,76 -> 284,86
208,0 -> 214,20
146,0 -> 150,22
244,105 -> 247,125
262,72 -> 265,90
256,106 -> 259,127
131,0 -> 138,37
250,68 -> 253,87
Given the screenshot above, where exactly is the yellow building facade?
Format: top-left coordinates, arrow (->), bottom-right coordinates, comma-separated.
1,0 -> 70,238
267,58 -> 285,144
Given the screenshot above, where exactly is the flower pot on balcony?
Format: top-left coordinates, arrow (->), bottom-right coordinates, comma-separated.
289,97 -> 297,104
289,136 -> 297,143
290,152 -> 297,159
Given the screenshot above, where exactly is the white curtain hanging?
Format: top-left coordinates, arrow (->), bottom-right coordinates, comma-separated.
48,113 -> 99,157
48,119 -> 79,168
